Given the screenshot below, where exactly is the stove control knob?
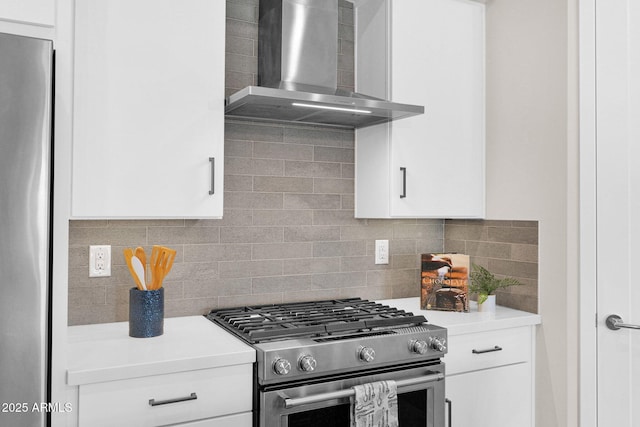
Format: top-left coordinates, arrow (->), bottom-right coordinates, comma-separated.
409,339 -> 429,355
298,355 -> 317,372
273,358 -> 292,376
358,346 -> 376,363
429,337 -> 447,352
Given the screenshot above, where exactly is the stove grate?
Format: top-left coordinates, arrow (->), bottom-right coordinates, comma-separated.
206,298 -> 428,343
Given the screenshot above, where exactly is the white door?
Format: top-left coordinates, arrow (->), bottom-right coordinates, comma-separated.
596,1 -> 640,425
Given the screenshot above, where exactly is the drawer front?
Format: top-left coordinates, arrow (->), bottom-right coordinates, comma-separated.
176,412 -> 252,427
79,364 -> 252,427
445,326 -> 532,375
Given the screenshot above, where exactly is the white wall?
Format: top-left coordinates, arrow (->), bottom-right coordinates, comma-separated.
485,0 -> 579,425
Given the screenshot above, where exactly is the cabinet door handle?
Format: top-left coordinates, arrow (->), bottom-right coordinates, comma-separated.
209,157 -> 215,195
472,345 -> 503,354
149,392 -> 198,407
400,167 -> 407,198
445,398 -> 452,427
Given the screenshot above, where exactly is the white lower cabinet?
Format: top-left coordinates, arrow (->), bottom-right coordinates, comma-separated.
447,363 -> 531,427
78,365 -> 252,427
444,326 -> 535,427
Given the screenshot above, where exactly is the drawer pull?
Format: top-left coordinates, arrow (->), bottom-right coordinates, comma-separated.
472,346 -> 503,354
149,392 -> 198,407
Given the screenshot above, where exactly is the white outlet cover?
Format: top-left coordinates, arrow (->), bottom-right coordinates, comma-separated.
89,245 -> 112,277
375,239 -> 389,265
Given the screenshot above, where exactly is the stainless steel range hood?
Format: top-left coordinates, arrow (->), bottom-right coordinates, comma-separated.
224,0 -> 424,129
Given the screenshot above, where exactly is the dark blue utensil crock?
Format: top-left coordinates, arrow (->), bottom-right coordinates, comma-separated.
129,287 -> 164,338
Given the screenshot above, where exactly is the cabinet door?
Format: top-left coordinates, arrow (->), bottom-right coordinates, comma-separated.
389,0 -> 485,218
355,0 -> 485,218
446,363 -> 532,427
72,0 -> 224,219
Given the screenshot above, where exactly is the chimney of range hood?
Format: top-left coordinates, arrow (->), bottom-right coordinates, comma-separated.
224,0 -> 424,129
259,0 -> 340,94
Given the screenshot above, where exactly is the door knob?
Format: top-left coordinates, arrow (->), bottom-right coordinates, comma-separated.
605,314 -> 640,330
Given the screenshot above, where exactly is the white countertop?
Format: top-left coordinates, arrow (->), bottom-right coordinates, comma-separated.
377,297 -> 541,336
67,316 -> 255,386
67,300 -> 540,386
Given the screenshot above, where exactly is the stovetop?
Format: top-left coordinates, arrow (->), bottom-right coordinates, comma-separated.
206,298 -> 447,384
206,298 -> 429,344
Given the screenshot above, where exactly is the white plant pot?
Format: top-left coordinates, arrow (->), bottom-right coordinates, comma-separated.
477,295 -> 496,312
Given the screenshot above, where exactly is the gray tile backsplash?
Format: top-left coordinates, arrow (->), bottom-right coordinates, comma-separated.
67,0 -> 538,325
444,220 -> 539,313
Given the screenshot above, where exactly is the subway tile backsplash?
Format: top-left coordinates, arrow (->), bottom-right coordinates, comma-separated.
444,220 -> 539,314
67,0 -> 537,325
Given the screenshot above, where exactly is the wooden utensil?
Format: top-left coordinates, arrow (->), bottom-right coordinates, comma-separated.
150,246 -> 161,289
123,248 -> 144,290
149,245 -> 177,290
134,246 -> 146,285
157,247 -> 176,288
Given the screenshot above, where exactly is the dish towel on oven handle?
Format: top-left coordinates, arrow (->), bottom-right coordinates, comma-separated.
350,380 -> 399,427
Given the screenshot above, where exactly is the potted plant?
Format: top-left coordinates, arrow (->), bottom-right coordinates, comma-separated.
469,264 -> 523,312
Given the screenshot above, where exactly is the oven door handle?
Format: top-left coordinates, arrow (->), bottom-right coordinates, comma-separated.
283,372 -> 445,409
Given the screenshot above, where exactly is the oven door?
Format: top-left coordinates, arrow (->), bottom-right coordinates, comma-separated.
260,362 -> 445,427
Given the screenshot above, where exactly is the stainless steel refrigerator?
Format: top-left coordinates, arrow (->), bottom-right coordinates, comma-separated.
0,32 -> 54,427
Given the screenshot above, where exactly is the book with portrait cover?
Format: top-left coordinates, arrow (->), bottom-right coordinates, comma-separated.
420,253 -> 470,312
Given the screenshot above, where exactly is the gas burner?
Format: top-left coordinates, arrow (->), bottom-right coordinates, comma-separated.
206,298 -> 429,343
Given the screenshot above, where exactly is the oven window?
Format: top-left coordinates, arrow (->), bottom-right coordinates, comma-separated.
398,389 -> 428,424
287,390 -> 427,427
288,404 -> 349,426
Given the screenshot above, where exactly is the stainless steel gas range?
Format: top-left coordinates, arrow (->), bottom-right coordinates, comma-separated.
206,298 -> 448,427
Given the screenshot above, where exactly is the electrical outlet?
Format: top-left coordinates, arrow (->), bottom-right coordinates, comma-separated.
375,240 -> 389,265
89,245 -> 111,277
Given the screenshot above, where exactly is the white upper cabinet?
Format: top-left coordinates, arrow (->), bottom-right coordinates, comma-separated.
72,0 -> 225,219
0,0 -> 55,27
354,0 -> 485,218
